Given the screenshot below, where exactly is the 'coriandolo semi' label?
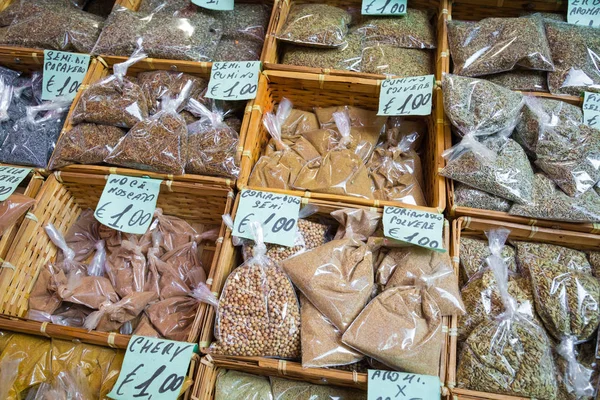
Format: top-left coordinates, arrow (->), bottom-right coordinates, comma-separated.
382,206 -> 445,252
362,0 -> 407,15
42,50 -> 90,101
568,0 -> 600,27
367,370 -> 441,400
108,336 -> 197,400
378,75 -> 434,116
206,61 -> 261,100
94,174 -> 161,235
233,189 -> 301,247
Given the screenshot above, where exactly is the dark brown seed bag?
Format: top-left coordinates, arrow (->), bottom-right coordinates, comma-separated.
186,117 -> 240,178
137,71 -> 207,115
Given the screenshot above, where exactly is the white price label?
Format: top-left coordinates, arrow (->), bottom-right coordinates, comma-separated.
0,166 -> 31,201
206,61 -> 261,101
568,0 -> 600,27
367,370 -> 441,400
583,91 -> 600,128
382,206 -> 445,252
378,75 -> 434,116
42,50 -> 90,101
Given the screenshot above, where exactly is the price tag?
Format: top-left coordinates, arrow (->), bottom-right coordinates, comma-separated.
108,336 -> 197,400
378,75 -> 434,116
205,61 -> 261,101
382,206 -> 445,252
94,174 -> 161,235
192,0 -> 233,10
367,370 -> 441,400
233,189 -> 300,247
362,0 -> 406,15
42,50 -> 90,101
0,166 -> 31,201
568,0 -> 600,27
583,91 -> 600,128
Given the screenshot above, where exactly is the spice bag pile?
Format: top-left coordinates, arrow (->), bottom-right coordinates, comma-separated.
248,98 -> 428,205
209,207 -> 465,379
456,229 -> 600,399
214,369 -> 366,400
0,330 -> 193,399
49,45 -> 243,178
278,5 -> 436,77
27,208 -> 219,341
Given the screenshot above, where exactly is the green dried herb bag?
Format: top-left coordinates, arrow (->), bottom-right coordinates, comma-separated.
277,4 -> 351,48
440,134 -> 534,205
546,21 -> 600,96
356,9 -> 436,49
443,74 -> 524,137
509,174 -> 600,223
360,43 -> 433,77
271,377 -> 366,400
454,183 -> 512,212
482,70 -> 548,92
459,237 -> 517,280
447,15 -> 554,77
514,241 -> 592,276
215,370 -> 273,400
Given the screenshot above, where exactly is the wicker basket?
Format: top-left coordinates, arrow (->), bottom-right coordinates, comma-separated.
195,192 -> 452,397
263,0 -> 447,80
448,216 -> 600,400
0,171 -> 233,348
241,70 -> 447,212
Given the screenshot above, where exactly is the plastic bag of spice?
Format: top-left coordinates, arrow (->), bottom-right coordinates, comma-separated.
356,9 -> 436,49
105,238 -> 147,298
185,98 -> 240,178
271,377 -> 367,400
137,70 -> 207,115
482,70 -> 549,92
360,43 -> 433,77
554,339 -> 597,400
514,241 -> 592,277
277,4 -> 351,48
341,287 -> 442,375
453,183 -> 512,212
331,207 -> 379,241
293,112 -> 375,199
49,123 -> 126,170
447,15 -> 554,77
440,134 -> 534,205
83,291 -> 158,332
209,222 -> 301,358
72,43 -> 149,128
0,333 -> 51,398
215,370 -> 274,400
456,229 -> 558,398
0,193 -> 35,237
0,66 -> 19,122
546,21 -> 600,96
442,74 -> 524,137
105,81 -> 192,175
459,236 -> 517,280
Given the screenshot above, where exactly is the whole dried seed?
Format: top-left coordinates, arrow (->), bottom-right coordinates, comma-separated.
277,4 -> 351,48
459,237 -> 517,280
360,44 -> 433,77
356,9 -> 436,49
482,70 -> 548,92
454,183 -> 512,212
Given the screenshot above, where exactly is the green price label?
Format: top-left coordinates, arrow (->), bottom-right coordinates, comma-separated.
233,189 -> 301,247
583,91 -> 600,128
42,50 -> 90,101
192,0 -> 233,10
378,75 -> 434,116
367,370 -> 441,400
568,0 -> 600,27
382,206 -> 445,252
0,166 -> 31,201
362,0 -> 407,15
94,174 -> 161,235
108,336 -> 197,400
206,61 -> 261,101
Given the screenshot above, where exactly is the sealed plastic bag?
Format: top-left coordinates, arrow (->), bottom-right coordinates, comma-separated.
454,183 -> 512,212
0,66 -> 20,122
105,81 -> 191,174
0,333 -> 51,398
105,238 -> 147,298
271,377 -> 367,400
447,15 -> 554,77
441,134 -> 534,205
456,229 -> 558,398
0,193 -> 35,237
215,370 -> 273,400
209,223 -> 301,358
483,70 -> 549,92
145,295 -> 198,341
28,304 -> 91,328
331,207 -> 379,241
514,241 -> 592,276
152,208 -> 199,252
443,74 -> 524,137
546,21 -> 600,96
459,236 -> 517,280
49,123 -> 126,170
185,98 -> 240,178
137,70 -> 207,115
277,4 -> 351,48
360,43 -> 433,77
510,173 -> 600,222
342,287 -> 442,375
84,291 -> 157,332
555,338 -> 597,400
356,9 -> 436,49
71,43 -> 148,128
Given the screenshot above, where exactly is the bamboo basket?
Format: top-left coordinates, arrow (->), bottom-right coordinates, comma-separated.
240,70 -> 447,212
447,216 -> 600,400
0,171 -> 233,348
194,192 -> 452,397
263,0 -> 447,80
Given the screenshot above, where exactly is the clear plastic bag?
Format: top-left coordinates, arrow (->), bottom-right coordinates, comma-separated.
456,229 -> 558,398
145,296 -> 199,341
447,15 -> 554,77
209,223 -> 301,358
546,21 -> 600,96
514,241 -> 592,277
482,70 -> 549,92
105,81 -> 191,174
105,238 -> 146,298
0,193 -> 35,237
83,291 -> 157,332
442,74 -> 524,137
209,4 -> 270,41
185,98 -> 240,178
215,370 -> 274,400
271,377 -> 367,400
137,70 -> 207,115
459,236 -> 517,281
360,43 -> 433,77
356,9 -> 436,49
137,0 -> 192,14
441,134 -> 534,205
342,287 -> 442,375
331,207 -> 379,241
510,173 -> 600,222
277,4 -> 351,48
454,183 -> 512,212
49,123 -> 126,170
213,38 -> 264,62
0,66 -> 20,122
152,208 -> 198,252
71,43 -> 149,128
